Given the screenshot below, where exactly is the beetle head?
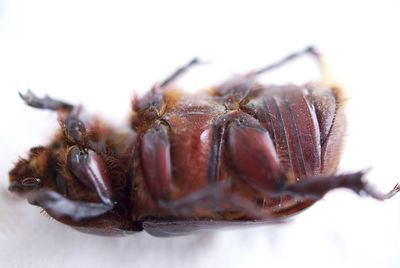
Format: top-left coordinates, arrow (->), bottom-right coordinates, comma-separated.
8,111 -> 127,215
9,146 -> 49,194
8,105 -> 139,233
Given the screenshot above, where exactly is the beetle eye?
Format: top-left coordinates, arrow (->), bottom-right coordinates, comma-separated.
21,177 -> 42,188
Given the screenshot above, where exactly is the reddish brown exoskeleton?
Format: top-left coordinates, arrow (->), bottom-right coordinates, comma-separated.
8,47 -> 399,236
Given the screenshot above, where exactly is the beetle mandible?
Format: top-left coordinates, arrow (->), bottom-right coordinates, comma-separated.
8,47 -> 399,236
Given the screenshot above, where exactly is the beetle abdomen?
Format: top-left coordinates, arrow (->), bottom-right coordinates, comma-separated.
135,82 -> 344,220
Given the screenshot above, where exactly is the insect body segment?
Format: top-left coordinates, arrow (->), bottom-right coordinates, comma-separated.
228,119 -> 284,193
140,123 -> 173,200
8,48 -> 399,236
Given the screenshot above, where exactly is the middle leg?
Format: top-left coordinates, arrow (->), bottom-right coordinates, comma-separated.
158,57 -> 201,89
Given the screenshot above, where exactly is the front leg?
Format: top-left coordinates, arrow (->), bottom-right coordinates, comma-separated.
21,144 -> 118,221
19,89 -> 74,112
27,189 -> 114,221
19,89 -> 88,146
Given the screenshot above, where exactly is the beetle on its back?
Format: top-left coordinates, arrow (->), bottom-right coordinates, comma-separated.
8,47 -> 399,236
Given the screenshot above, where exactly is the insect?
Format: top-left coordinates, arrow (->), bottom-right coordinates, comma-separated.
8,47 -> 399,236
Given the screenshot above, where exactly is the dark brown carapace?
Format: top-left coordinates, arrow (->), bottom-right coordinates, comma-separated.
9,47 -> 399,236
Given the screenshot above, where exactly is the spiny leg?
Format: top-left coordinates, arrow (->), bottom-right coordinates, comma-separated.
19,89 -> 74,112
159,57 -> 201,89
252,46 -> 319,75
19,89 -> 83,142
133,58 -> 202,123
282,172 -> 400,201
212,48 -> 323,100
20,90 -> 89,147
215,46 -> 323,96
224,111 -> 398,204
24,140 -> 117,221
158,182 -> 230,216
27,189 -> 113,221
12,142 -> 117,221
250,46 -> 332,86
158,181 -> 285,221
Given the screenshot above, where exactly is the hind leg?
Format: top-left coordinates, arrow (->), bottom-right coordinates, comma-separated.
213,46 -> 331,99
282,172 -> 400,201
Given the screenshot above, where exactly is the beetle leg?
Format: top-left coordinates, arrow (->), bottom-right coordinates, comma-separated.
249,46 -> 332,86
68,146 -> 116,207
227,113 -> 287,194
251,46 -> 319,75
158,181 -> 285,221
19,90 -> 89,146
63,112 -> 88,146
140,123 -> 172,200
207,122 -> 226,183
283,172 -> 400,201
158,58 -> 201,89
27,189 -> 114,221
158,182 -> 230,215
19,89 -> 74,112
28,145 -> 118,221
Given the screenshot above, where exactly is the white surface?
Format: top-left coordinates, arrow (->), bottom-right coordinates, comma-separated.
1,1 -> 400,268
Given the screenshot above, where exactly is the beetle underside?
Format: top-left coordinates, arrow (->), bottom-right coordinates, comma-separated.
8,47 -> 399,236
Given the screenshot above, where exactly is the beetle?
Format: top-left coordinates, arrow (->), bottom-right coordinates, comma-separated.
8,47 -> 399,236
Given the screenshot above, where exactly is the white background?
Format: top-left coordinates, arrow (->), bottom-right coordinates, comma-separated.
1,1 -> 400,267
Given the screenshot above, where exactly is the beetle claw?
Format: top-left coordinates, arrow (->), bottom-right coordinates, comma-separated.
363,182 -> 400,201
